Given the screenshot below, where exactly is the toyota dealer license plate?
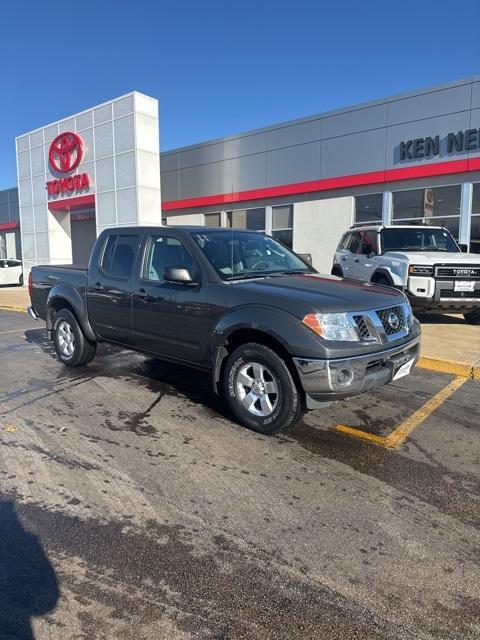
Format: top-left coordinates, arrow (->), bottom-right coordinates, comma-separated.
393,358 -> 415,381
454,281 -> 475,292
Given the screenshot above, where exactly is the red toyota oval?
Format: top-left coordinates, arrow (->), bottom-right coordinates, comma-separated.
49,132 -> 84,173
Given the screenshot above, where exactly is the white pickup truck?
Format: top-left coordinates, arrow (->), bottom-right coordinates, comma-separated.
332,224 -> 480,324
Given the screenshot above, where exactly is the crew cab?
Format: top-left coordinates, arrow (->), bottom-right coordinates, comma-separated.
332,224 -> 480,324
28,226 -> 421,434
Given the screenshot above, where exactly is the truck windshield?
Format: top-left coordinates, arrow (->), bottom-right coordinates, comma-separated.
192,230 -> 313,280
381,227 -> 459,253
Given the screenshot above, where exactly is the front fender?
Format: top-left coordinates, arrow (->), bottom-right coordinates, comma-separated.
47,284 -> 96,342
210,305 -> 330,391
375,255 -> 408,287
372,265 -> 406,288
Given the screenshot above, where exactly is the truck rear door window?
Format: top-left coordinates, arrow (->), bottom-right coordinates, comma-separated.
101,235 -> 138,278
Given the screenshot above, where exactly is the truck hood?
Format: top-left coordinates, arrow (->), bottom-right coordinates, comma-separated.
384,251 -> 480,265
232,273 -> 406,315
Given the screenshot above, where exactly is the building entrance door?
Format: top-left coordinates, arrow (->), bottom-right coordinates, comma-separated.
71,210 -> 96,265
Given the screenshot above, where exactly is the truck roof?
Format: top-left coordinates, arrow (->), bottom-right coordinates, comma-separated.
101,225 -> 262,234
349,224 -> 447,232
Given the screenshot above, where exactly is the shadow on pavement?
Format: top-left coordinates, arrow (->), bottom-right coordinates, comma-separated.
0,499 -> 59,639
24,327 -> 231,421
416,312 -> 465,325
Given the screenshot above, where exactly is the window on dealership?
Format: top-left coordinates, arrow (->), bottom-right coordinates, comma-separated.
271,205 -> 293,247
227,208 -> 266,231
392,185 -> 461,239
470,184 -> 480,253
208,205 -> 294,247
354,193 -> 383,225
204,212 -> 221,227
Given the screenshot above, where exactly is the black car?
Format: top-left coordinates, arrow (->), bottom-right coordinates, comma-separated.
28,226 -> 421,434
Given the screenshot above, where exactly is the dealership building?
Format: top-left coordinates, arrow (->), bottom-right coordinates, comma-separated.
3,75 -> 480,274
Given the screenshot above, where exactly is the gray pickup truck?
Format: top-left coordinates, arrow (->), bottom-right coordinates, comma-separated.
28,226 -> 421,434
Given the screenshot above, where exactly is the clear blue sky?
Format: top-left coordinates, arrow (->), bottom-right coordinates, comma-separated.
1,0 -> 479,189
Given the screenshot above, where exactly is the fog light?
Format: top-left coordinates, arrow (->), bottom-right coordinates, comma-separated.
336,368 -> 354,386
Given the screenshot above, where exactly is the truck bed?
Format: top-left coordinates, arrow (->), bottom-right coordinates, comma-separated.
30,264 -> 88,322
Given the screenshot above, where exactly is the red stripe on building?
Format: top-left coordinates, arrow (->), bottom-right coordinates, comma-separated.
162,157 -> 480,212
48,194 -> 95,211
0,222 -> 19,231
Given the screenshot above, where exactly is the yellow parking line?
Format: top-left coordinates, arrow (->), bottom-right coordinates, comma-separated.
335,376 -> 467,449
0,305 -> 26,314
417,356 -> 475,379
334,425 -> 390,447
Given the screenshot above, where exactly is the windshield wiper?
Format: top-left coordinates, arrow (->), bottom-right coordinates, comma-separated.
227,268 -> 311,281
226,273 -> 269,281
267,269 -> 310,277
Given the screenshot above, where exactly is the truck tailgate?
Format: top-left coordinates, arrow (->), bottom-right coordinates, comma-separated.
30,264 -> 88,321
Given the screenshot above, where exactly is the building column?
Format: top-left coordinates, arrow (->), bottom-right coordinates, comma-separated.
5,232 -> 17,259
459,182 -> 472,246
382,191 -> 392,225
265,206 -> 273,235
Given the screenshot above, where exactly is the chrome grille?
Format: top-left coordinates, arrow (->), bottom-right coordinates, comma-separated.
349,302 -> 411,344
353,315 -> 371,341
376,305 -> 406,336
435,265 -> 480,280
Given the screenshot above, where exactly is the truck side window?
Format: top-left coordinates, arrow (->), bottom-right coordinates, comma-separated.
101,234 -> 138,278
339,233 -> 352,250
360,231 -> 379,255
349,233 -> 361,254
143,235 -> 199,282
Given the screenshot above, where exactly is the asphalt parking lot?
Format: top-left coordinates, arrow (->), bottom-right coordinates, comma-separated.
0,310 -> 479,640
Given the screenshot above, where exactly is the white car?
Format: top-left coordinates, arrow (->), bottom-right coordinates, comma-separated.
0,259 -> 23,286
332,225 -> 480,324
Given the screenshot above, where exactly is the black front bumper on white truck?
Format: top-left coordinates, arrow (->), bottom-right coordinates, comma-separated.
407,264 -> 480,311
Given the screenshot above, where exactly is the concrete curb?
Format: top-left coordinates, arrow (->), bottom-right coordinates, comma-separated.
417,356 -> 480,381
0,305 -> 26,314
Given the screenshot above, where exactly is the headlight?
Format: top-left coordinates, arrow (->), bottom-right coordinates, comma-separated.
302,312 -> 359,341
409,265 -> 433,275
403,299 -> 415,328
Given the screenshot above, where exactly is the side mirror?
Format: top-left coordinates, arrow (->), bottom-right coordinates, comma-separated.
163,266 -> 197,285
458,243 -> 469,253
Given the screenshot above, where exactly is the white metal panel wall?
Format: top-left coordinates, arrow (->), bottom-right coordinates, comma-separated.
15,92 -> 161,271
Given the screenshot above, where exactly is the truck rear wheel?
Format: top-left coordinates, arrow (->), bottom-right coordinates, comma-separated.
52,308 -> 96,367
222,343 -> 303,435
464,310 -> 480,325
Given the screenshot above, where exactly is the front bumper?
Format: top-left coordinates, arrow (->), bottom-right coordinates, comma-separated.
408,276 -> 480,312
293,335 -> 420,409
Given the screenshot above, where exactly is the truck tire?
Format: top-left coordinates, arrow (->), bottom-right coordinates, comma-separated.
464,309 -> 480,325
372,275 -> 391,287
331,265 -> 343,277
222,343 -> 303,435
52,308 -> 97,367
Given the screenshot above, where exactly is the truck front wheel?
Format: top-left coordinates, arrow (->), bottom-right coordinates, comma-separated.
52,308 -> 97,367
222,343 -> 303,435
464,309 -> 480,325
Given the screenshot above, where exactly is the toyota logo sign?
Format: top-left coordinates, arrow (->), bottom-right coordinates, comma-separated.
49,132 -> 84,173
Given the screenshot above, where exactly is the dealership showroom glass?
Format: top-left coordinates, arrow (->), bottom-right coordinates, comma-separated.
3,75 -> 480,272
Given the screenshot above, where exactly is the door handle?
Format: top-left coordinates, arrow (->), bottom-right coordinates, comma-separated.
354,259 -> 360,263
93,282 -> 103,291
341,257 -> 347,261
135,288 -> 148,298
